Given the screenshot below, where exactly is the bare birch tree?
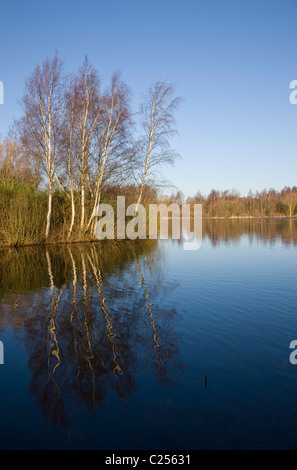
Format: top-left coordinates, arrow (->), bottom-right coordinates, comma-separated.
62,80 -> 77,238
85,72 -> 133,233
134,81 -> 181,214
72,57 -> 102,231
18,55 -> 65,239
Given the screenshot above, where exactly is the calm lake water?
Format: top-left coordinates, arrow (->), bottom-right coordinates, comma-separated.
0,218 -> 297,450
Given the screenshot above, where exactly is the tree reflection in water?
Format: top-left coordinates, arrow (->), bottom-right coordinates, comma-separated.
0,240 -> 180,427
1,219 -> 296,429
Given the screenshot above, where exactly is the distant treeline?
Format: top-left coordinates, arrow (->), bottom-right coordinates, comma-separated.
182,187 -> 297,218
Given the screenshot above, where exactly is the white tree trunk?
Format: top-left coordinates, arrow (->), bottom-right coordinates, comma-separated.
134,156 -> 149,216
68,189 -> 75,239
45,186 -> 52,239
80,185 -> 85,230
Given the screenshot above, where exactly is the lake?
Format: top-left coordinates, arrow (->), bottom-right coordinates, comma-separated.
0,218 -> 297,450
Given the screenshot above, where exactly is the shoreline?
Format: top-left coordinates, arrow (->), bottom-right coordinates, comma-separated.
0,216 -> 296,249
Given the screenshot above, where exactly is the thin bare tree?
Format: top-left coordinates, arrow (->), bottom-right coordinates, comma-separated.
72,57 -> 102,231
63,81 -> 77,238
85,72 -> 133,233
18,55 -> 65,239
134,81 -> 181,214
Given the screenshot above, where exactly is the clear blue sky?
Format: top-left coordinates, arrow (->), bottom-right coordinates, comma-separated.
0,0 -> 297,198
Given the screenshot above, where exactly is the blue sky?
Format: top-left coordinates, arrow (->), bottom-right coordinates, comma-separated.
0,0 -> 297,197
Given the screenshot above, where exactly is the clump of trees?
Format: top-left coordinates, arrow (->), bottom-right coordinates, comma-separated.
1,54 -> 296,247
186,187 -> 297,218
0,54 -> 181,245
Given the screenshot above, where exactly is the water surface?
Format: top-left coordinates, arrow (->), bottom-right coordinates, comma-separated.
0,219 -> 297,450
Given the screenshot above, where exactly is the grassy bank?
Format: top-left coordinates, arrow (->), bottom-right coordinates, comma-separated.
0,184 -> 154,247
0,184 -> 99,246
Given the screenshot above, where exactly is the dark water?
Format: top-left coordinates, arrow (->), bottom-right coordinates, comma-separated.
0,219 -> 297,450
